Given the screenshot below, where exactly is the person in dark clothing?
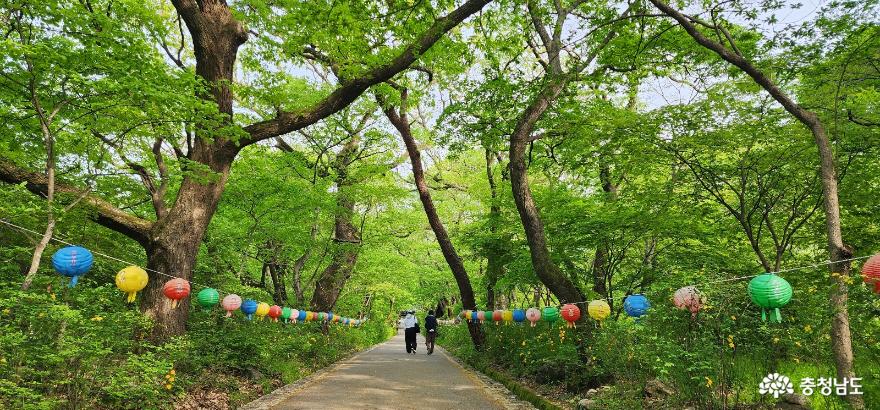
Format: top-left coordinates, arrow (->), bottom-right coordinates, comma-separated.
424,310 -> 438,355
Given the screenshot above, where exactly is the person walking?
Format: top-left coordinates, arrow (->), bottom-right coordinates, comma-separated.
424,310 -> 438,355
403,311 -> 419,354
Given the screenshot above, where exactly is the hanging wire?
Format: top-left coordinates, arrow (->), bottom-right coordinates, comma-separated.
0,218 -> 362,320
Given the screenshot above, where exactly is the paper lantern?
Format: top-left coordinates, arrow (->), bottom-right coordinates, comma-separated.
196,288 -> 220,311
162,278 -> 191,308
241,299 -> 258,320
673,286 -> 704,318
306,311 -> 315,321
222,294 -> 242,317
52,246 -> 94,287
748,273 -> 793,323
512,309 -> 526,323
624,294 -> 650,319
476,310 -> 486,324
115,266 -> 148,303
255,302 -> 270,320
483,311 -> 493,324
587,300 -> 610,325
492,310 -> 503,324
471,311 -> 479,323
542,307 -> 560,325
268,305 -> 282,322
281,307 -> 293,323
861,254 -> 880,293
296,309 -> 306,322
327,312 -> 335,322
561,304 -> 580,328
318,312 -> 327,321
333,315 -> 340,323
502,310 -> 513,324
525,308 -> 541,326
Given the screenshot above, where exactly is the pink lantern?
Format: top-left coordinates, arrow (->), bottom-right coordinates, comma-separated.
525,308 -> 541,327
222,294 -> 242,318
477,310 -> 486,324
673,286 -> 704,318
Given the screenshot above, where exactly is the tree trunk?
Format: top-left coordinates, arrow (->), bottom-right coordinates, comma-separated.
485,150 -> 503,309
649,2 -> 860,407
310,137 -> 361,312
383,91 -> 484,348
509,78 -> 585,305
140,146 -> 236,340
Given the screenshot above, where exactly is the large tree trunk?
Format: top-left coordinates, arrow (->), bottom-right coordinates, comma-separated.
509,78 -> 586,305
140,145 -> 237,340
310,137 -> 361,312
649,2 -> 860,407
383,91 -> 484,348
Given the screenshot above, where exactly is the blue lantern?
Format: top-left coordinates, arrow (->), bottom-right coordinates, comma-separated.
52,246 -> 94,287
327,312 -> 335,322
240,299 -> 258,320
297,310 -> 307,322
512,309 -> 526,323
470,311 -> 479,322
624,294 -> 650,319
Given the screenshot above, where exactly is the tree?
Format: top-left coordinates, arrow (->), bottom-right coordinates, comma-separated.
648,1 -> 862,405
0,0 -> 493,341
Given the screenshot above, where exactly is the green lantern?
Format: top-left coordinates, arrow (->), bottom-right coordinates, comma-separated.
542,307 -> 560,324
196,288 -> 220,311
747,273 -> 793,323
483,311 -> 493,323
281,307 -> 293,323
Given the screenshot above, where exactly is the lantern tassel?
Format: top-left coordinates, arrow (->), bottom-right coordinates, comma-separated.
225,311 -> 232,318
68,276 -> 79,288
761,309 -> 767,322
127,292 -> 136,303
773,308 -> 782,323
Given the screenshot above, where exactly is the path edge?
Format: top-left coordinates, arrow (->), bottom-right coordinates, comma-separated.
239,342 -> 384,410
438,345 -> 562,410
437,346 -> 544,410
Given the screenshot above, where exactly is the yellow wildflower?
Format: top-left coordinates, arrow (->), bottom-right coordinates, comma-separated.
2,309 -> 10,315
804,325 -> 812,333
730,315 -> 736,321
773,337 -> 779,344
705,377 -> 713,388
91,316 -> 103,321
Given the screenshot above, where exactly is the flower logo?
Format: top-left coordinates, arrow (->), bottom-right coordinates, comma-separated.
759,373 -> 794,398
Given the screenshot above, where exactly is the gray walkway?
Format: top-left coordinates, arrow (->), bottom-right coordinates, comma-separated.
260,331 -> 529,409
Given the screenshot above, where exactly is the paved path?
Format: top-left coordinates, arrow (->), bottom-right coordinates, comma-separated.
250,331 -> 532,410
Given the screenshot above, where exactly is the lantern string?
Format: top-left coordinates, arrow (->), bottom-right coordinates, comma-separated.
0,218 -> 364,321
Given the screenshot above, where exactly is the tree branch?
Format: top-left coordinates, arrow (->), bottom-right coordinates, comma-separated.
239,0 -> 492,146
0,157 -> 152,244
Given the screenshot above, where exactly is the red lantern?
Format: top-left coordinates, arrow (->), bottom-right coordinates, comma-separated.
268,305 -> 282,322
561,304 -> 580,328
862,254 -> 880,293
492,310 -> 503,325
162,278 -> 191,308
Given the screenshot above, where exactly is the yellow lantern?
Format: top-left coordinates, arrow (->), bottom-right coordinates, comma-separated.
587,300 -> 611,326
502,310 -> 513,324
255,302 -> 270,320
115,266 -> 148,303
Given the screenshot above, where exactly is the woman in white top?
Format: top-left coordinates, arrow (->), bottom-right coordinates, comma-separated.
403,311 -> 418,354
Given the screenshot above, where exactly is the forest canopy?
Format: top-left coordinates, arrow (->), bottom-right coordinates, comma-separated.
1,0 -> 879,408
